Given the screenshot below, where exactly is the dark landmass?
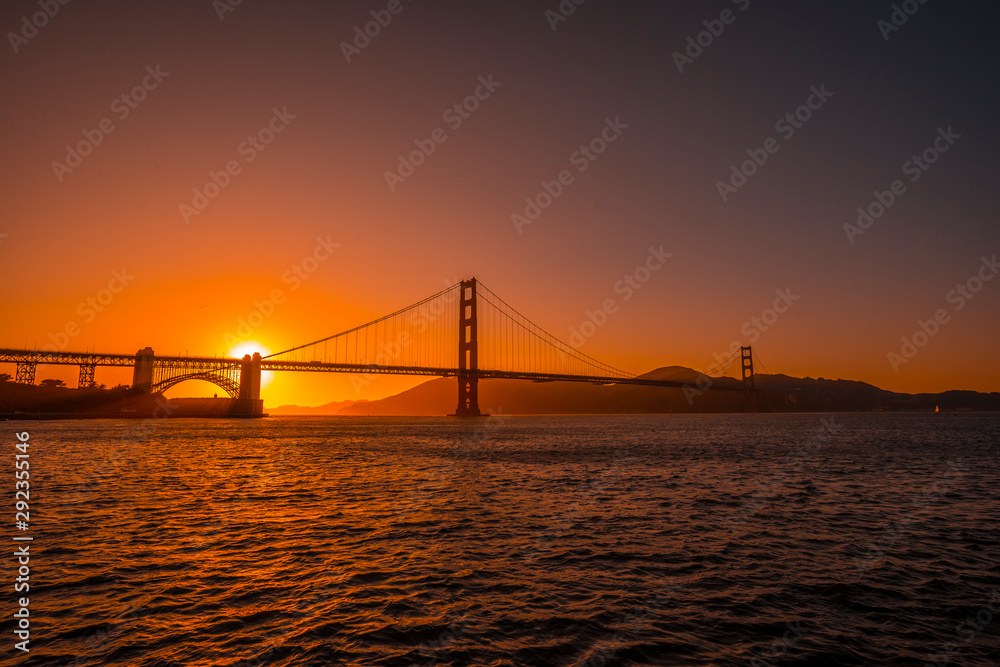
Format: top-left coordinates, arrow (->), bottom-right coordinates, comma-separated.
267,399 -> 366,415
0,383 -> 263,419
2,368 -> 997,418
335,366 -> 1000,415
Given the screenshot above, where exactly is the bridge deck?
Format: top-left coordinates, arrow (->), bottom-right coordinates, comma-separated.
0,349 -> 748,392
0,349 -> 240,367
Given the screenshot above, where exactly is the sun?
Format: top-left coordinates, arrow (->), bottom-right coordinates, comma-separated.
225,341 -> 275,390
227,340 -> 271,359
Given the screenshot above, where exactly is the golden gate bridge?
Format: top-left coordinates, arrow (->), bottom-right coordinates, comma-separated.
0,279 -> 757,416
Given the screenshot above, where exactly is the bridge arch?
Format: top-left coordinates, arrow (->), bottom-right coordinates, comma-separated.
152,373 -> 241,398
151,363 -> 242,399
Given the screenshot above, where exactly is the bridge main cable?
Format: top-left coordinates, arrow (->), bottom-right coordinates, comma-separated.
475,280 -> 636,381
262,282 -> 462,361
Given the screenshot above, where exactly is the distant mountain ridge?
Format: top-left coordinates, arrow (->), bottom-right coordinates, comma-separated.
267,399 -> 366,415
280,367 -> 1000,415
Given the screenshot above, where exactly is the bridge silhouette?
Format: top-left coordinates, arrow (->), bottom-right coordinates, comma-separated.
0,279 -> 757,416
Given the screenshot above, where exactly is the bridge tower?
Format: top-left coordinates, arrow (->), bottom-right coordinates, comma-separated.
132,347 -> 155,394
741,345 -> 757,411
238,352 -> 263,416
454,278 -> 482,416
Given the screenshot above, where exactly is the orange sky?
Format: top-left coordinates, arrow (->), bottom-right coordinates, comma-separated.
1,1 -> 998,406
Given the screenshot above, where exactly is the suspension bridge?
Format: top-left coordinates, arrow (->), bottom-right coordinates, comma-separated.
0,279 -> 758,416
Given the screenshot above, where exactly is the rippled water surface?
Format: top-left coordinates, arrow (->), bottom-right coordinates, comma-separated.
11,413 -> 1000,666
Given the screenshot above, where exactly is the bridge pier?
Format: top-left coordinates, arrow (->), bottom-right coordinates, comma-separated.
15,362 -> 35,385
454,278 -> 482,416
237,352 -> 263,416
132,347 -> 155,394
79,363 -> 96,388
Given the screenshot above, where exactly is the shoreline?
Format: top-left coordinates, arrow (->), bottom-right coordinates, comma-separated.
4,408 -> 994,421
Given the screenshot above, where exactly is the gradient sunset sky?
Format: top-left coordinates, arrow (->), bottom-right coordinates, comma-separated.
1,0 -> 998,406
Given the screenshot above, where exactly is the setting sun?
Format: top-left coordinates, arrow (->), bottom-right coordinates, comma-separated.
226,341 -> 274,389
226,340 -> 271,360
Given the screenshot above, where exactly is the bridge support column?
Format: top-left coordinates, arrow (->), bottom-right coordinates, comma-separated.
79,363 -> 96,389
238,353 -> 263,416
741,345 -> 757,412
454,278 -> 482,416
132,347 -> 154,394
15,362 -> 35,385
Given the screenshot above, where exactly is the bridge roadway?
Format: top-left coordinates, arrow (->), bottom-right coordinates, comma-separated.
262,359 -> 747,392
0,348 -> 745,391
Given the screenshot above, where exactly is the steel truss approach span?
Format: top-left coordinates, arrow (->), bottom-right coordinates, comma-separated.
0,278 -> 759,416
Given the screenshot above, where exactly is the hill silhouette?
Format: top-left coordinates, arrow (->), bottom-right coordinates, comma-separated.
267,399 -> 366,415
4,369 -> 996,418
331,367 -> 1000,415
